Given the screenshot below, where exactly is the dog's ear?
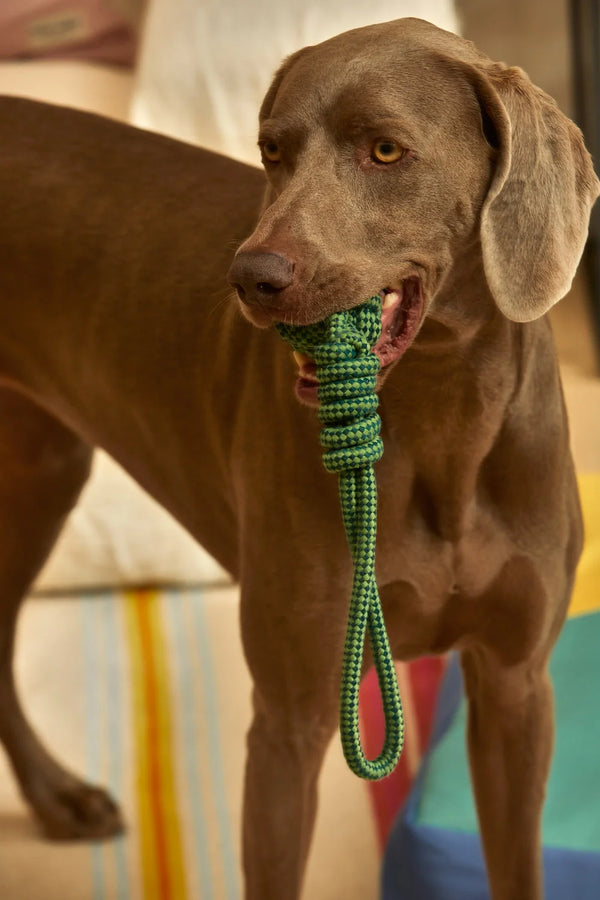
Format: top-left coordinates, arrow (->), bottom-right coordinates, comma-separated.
467,62 -> 599,322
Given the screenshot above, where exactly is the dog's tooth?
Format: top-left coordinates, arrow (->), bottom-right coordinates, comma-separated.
383,291 -> 400,309
293,351 -> 312,367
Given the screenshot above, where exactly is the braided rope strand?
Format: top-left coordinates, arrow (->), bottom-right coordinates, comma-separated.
276,296 -> 405,780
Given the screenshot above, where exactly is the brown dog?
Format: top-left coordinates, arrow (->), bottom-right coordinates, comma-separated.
0,17 -> 597,900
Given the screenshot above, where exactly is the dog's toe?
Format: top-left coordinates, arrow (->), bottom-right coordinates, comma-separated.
32,780 -> 124,841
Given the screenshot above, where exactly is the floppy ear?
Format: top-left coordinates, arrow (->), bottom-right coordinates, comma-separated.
469,62 -> 600,322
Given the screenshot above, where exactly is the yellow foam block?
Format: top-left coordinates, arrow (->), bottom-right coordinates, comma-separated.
569,473 -> 600,617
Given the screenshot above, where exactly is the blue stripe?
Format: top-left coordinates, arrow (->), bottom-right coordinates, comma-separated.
104,594 -> 130,899
167,590 -> 214,898
189,588 -> 240,899
81,596 -> 107,900
81,594 -> 131,899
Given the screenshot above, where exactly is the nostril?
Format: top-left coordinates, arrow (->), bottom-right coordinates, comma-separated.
227,251 -> 294,305
256,282 -> 280,295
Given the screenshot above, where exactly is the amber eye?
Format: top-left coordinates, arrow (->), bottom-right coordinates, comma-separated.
261,141 -> 281,163
372,139 -> 404,164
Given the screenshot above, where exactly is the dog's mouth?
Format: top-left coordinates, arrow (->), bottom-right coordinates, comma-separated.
294,277 -> 424,406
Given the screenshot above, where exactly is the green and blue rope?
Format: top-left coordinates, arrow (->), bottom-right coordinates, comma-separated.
276,295 -> 405,780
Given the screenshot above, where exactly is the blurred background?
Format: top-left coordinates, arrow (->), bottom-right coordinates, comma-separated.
0,2 -> 598,898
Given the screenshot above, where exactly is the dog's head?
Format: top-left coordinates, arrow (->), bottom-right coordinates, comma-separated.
228,18 -> 599,401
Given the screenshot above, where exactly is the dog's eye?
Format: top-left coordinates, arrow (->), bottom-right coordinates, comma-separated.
261,141 -> 281,164
372,139 -> 404,164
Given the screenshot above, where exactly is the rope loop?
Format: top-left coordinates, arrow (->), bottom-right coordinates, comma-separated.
275,296 -> 405,781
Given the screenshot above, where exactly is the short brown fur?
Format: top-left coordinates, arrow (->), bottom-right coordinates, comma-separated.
0,18 -> 597,900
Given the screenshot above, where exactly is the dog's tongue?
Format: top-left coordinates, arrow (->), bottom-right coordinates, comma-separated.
293,351 -> 318,381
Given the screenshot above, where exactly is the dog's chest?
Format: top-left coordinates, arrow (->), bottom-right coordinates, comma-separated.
374,481 -> 521,657
375,458 -> 514,607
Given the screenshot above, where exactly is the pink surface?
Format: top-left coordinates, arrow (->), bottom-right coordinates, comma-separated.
0,0 -> 135,66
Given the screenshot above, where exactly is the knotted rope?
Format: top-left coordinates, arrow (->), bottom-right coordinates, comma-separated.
276,296 -> 404,780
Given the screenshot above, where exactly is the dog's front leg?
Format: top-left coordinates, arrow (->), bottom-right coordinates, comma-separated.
460,644 -> 555,900
239,561 -> 351,900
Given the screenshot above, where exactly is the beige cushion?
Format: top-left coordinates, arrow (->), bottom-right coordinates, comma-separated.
131,0 -> 459,166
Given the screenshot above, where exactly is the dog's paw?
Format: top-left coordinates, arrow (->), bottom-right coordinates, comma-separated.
28,777 -> 124,841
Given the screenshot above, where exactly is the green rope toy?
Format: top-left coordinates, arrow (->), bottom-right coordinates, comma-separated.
276,295 -> 405,780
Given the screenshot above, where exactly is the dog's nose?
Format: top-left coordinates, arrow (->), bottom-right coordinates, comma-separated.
228,251 -> 294,305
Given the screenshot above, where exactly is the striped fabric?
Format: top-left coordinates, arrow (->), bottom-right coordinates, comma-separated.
80,589 -> 240,900
0,586 -> 379,900
362,471 -> 600,849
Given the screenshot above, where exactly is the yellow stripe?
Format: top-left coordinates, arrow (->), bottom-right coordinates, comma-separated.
570,473 -> 600,617
124,590 -> 187,900
395,662 -> 421,778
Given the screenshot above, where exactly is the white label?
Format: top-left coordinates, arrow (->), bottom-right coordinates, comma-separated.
28,10 -> 89,49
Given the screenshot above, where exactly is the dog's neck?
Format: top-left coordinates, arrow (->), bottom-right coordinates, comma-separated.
377,248 -> 534,543
384,243 -> 520,392
418,242 -> 505,350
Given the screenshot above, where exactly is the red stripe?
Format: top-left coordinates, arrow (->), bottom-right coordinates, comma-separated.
359,657 -> 446,850
411,656 -> 447,752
